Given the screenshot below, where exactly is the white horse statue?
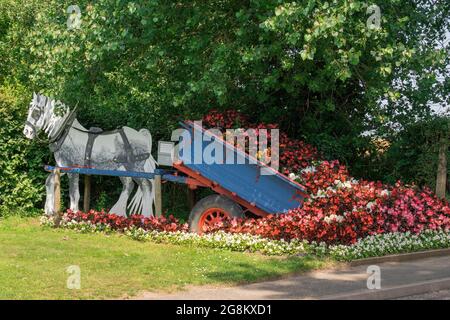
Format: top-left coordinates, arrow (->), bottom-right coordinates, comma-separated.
23,92 -> 157,217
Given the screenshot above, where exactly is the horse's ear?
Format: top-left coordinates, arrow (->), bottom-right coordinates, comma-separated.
32,92 -> 37,103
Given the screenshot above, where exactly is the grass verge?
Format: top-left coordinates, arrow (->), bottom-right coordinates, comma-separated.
0,216 -> 330,299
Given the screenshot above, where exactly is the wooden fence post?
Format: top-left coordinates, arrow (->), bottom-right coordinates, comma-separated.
187,187 -> 196,210
83,175 -> 91,212
436,136 -> 448,199
155,174 -> 162,217
53,168 -> 61,226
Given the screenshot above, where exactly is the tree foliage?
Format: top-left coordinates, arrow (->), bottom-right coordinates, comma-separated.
0,0 -> 448,213
0,83 -> 50,215
382,116 -> 449,188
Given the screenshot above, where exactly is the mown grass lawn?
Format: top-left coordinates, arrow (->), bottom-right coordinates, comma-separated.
0,216 -> 332,299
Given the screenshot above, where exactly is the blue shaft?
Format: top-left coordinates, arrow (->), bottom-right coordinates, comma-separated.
44,165 -> 187,184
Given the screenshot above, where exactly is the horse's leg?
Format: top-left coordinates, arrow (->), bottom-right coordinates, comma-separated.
136,179 -> 153,217
68,173 -> 80,212
110,177 -> 134,216
45,172 -> 55,215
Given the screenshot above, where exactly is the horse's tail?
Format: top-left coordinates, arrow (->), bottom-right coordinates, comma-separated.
128,186 -> 143,216
127,129 -> 158,216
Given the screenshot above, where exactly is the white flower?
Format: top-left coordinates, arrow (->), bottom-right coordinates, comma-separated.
366,201 -> 376,211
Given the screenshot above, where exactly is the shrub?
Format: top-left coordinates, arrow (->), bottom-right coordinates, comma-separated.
381,117 -> 450,189
0,82 -> 50,216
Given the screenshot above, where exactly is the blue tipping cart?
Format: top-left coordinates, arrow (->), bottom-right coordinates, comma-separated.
45,121 -> 307,232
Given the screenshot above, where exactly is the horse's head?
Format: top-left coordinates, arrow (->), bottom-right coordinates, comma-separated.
24,92 -> 70,140
23,92 -> 47,139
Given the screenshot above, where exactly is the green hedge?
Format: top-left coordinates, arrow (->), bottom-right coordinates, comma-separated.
382,118 -> 449,190
0,82 -> 51,216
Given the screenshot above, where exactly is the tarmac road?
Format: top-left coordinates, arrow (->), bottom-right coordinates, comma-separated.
134,255 -> 450,300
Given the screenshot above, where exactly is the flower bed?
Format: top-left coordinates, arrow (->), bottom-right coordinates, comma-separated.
40,109 -> 450,259
40,213 -> 450,261
40,213 -> 312,256
201,110 -> 450,245
205,165 -> 450,245
328,230 -> 450,261
62,209 -> 188,233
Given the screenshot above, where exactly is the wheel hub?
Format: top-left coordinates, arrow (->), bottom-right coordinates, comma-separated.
198,207 -> 229,232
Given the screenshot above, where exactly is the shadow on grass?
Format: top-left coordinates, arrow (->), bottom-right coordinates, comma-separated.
203,255 -> 328,285
201,254 -> 450,299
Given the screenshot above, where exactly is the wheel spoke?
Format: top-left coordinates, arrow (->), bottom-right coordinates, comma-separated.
199,207 -> 230,232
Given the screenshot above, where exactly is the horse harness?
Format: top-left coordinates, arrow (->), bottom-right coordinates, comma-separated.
50,115 -> 150,167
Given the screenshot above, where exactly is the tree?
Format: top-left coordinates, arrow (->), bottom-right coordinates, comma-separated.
0,0 -> 448,212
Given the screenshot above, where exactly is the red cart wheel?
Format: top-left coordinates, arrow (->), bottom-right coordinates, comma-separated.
189,195 -> 244,233
199,207 -> 229,229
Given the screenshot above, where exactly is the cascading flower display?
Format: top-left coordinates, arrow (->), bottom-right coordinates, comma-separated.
201,110 -> 450,245
202,110 -> 320,173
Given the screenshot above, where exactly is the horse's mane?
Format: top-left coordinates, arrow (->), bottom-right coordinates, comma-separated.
34,93 -> 71,139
